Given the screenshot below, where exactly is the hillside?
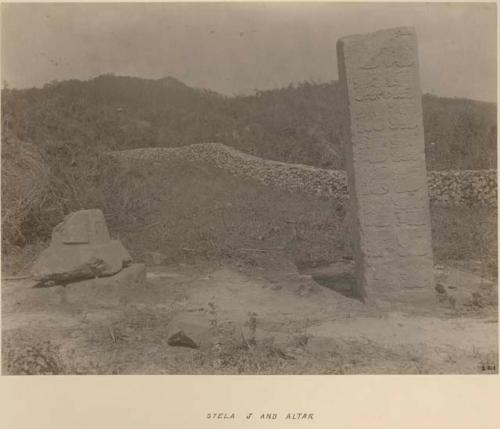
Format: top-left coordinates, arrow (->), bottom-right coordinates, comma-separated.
1,75 -> 497,253
2,75 -> 496,170
113,143 -> 496,207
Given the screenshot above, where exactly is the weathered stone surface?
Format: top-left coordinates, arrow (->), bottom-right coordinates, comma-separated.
60,263 -> 146,307
31,209 -> 131,285
51,209 -> 111,245
32,241 -> 132,284
337,27 -> 434,300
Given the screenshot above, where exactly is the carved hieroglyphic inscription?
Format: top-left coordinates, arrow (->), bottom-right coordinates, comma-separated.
337,27 -> 434,299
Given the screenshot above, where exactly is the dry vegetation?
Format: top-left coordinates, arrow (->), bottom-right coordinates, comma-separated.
1,76 -> 497,262
1,130 -> 51,246
4,300 -> 497,375
3,150 -> 495,279
1,76 -> 497,375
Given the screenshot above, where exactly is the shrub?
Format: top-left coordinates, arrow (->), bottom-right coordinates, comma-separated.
3,339 -> 65,375
1,130 -> 52,249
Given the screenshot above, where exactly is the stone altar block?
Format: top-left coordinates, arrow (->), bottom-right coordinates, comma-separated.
336,27 -> 434,301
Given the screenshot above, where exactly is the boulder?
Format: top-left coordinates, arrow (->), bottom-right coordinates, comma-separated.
167,330 -> 200,349
166,312 -> 214,349
50,209 -> 111,245
32,209 -> 132,285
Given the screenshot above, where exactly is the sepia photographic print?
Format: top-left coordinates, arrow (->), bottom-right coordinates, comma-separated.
1,1 -> 498,380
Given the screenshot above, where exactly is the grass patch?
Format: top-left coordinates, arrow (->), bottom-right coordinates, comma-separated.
431,205 -> 497,279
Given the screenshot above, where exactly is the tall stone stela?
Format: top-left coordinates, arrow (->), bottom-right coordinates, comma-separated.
336,27 -> 434,301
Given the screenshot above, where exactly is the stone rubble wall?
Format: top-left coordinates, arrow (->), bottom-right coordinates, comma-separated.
112,143 -> 497,207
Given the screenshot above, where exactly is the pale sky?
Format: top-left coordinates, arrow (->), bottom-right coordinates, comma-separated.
1,2 -> 497,101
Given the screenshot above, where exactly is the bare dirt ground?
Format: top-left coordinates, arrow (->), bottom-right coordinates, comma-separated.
2,257 -> 498,375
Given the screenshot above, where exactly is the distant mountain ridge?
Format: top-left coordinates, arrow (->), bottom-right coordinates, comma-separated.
2,74 -> 497,170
